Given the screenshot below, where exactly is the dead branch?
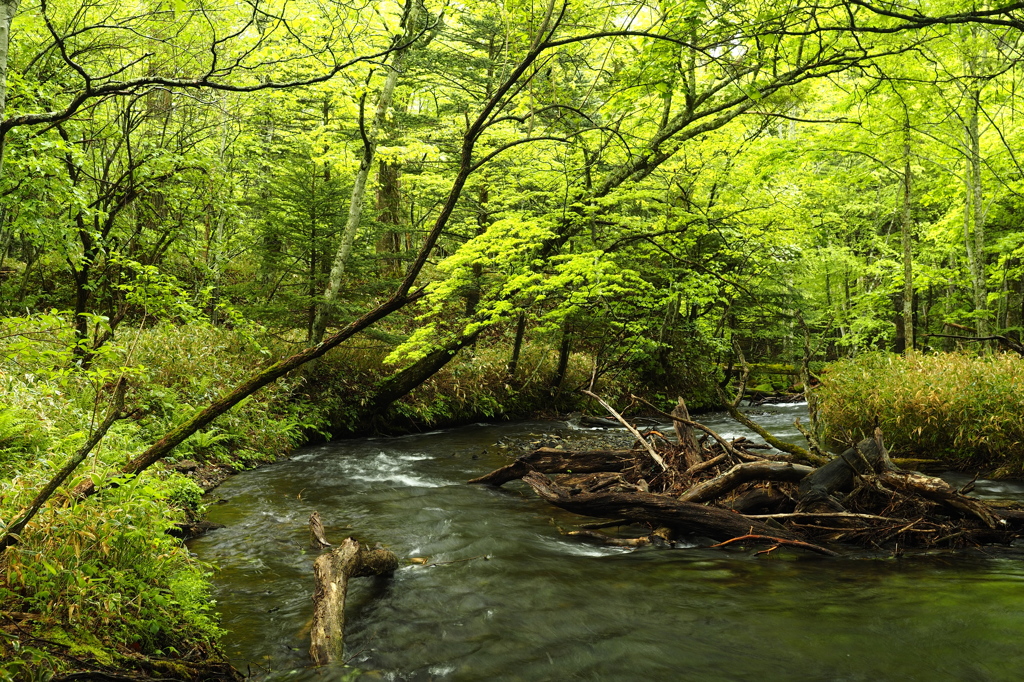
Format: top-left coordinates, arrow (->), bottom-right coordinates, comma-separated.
679,461 -> 814,504
309,511 -> 331,549
710,533 -> 839,557
685,453 -> 729,477
582,390 -> 667,471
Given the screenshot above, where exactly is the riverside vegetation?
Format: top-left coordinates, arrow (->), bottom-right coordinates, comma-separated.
7,0 -> 1024,678
815,352 -> 1024,477
0,310 -> 657,679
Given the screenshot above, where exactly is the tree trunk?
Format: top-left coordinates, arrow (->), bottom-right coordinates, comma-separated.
311,0 -> 424,344
523,471 -> 801,542
797,430 -> 893,512
671,397 -> 702,469
901,110 -> 914,353
0,0 -> 21,175
507,313 -> 526,375
375,159 -> 404,275
309,537 -> 398,666
551,320 -> 572,390
362,329 -> 482,423
465,185 -> 489,317
963,79 -> 988,339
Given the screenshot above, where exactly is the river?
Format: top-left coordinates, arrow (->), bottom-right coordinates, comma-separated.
190,403 -> 1024,681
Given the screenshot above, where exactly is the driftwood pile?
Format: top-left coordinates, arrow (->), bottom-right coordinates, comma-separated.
470,398 -> 1024,555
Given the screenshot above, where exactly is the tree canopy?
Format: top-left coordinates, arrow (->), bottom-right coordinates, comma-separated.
4,0 -> 1024,406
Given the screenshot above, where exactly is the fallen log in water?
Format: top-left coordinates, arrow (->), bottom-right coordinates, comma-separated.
470,394 -> 1024,554
308,515 -> 398,666
523,471 -> 804,542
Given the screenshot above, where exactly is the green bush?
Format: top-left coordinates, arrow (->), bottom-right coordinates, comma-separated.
815,351 -> 1024,473
0,313 -> 316,677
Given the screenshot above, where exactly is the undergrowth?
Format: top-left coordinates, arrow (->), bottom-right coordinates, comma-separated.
0,314 -> 319,679
815,351 -> 1024,474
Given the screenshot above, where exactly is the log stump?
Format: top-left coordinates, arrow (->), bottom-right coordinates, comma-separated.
309,537 -> 399,666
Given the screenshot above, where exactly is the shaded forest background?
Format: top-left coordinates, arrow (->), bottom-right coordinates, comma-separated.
5,0 -> 1024,407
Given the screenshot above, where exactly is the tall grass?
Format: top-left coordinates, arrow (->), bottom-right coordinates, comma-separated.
0,315 -> 319,677
815,352 -> 1024,473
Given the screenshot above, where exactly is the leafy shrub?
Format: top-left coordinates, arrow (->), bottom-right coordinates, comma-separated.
815,351 -> 1024,472
0,313 -> 309,675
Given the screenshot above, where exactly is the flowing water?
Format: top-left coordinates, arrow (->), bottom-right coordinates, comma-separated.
190,404 -> 1024,681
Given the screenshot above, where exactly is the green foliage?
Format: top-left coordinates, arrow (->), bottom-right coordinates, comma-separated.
0,312 -> 329,676
815,352 -> 1024,473
9,0 -> 1024,674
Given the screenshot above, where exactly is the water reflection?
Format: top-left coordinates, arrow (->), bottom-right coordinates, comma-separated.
191,406 -> 1024,681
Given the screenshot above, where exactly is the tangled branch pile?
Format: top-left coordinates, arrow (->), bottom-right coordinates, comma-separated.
470,399 -> 1024,555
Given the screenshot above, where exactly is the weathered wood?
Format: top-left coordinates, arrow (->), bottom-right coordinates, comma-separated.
468,447 -> 632,486
523,471 -> 801,542
874,471 -> 1004,530
797,433 -> 892,511
309,511 -> 331,549
309,538 -> 398,666
582,390 -> 668,471
685,453 -> 728,477
680,461 -> 813,504
671,397 -> 702,469
727,487 -> 790,515
554,471 -> 643,494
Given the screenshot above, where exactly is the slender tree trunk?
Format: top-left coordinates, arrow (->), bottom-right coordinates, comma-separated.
465,185 -> 489,317
307,200 -> 318,342
0,0 -> 21,176
961,66 -> 987,339
901,112 -> 914,353
508,313 -> 526,375
72,215 -> 97,351
311,0 -> 423,344
970,94 -> 987,339
552,320 -> 572,390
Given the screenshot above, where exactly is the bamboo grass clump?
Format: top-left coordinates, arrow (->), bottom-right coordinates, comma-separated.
815,352 -> 1024,472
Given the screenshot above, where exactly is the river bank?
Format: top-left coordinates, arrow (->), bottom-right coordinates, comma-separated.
0,316 -> 701,680
191,405 -> 1024,681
